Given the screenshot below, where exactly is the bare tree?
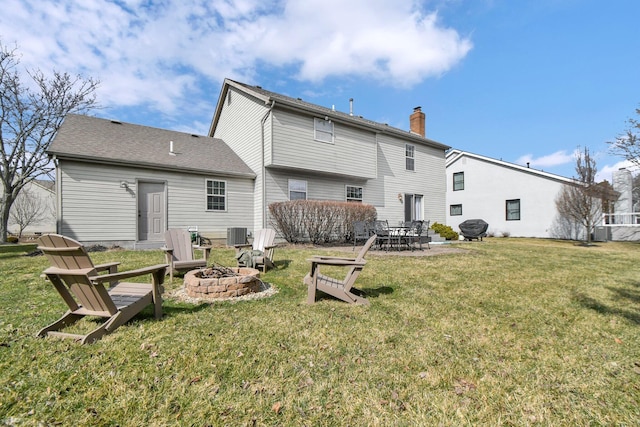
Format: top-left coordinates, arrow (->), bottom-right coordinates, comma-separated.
0,41 -> 98,242
9,186 -> 46,238
608,107 -> 640,170
555,147 -> 605,244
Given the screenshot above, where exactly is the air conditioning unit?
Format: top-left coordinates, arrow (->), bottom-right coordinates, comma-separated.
227,227 -> 247,246
593,226 -> 611,242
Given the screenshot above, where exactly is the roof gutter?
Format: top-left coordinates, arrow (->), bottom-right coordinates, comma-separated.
48,153 -> 257,179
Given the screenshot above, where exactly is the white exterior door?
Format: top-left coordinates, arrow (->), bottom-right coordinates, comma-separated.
138,182 -> 166,241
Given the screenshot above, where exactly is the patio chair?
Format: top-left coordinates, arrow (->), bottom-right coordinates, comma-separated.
163,229 -> 211,281
403,220 -> 431,250
352,220 -> 371,251
372,220 -> 391,251
235,228 -> 277,272
304,234 -> 377,305
36,234 -> 167,344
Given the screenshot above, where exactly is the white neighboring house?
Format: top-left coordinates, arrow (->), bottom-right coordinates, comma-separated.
445,149 -> 578,238
6,180 -> 56,236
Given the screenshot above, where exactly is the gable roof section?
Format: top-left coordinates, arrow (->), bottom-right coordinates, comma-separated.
49,114 -> 255,178
33,180 -> 55,192
209,78 -> 450,151
446,149 -> 577,184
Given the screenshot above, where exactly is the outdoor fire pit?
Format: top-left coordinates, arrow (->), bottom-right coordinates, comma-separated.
183,266 -> 261,299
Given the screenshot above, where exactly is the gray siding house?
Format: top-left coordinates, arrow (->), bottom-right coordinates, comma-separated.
48,114 -> 255,248
209,79 -> 450,232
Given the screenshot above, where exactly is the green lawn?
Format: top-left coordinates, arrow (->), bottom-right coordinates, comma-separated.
0,238 -> 638,425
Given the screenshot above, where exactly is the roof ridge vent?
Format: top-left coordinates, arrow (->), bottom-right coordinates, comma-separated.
110,120 -> 122,124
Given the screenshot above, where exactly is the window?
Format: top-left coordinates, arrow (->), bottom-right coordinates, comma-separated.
506,199 -> 520,220
206,180 -> 226,211
450,204 -> 462,216
405,144 -> 415,171
289,179 -> 307,200
314,118 -> 334,143
453,172 -> 464,191
346,186 -> 363,202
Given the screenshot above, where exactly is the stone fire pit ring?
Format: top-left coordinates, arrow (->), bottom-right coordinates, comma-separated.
184,267 -> 261,299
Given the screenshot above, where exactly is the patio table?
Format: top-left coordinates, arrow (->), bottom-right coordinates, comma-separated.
388,226 -> 412,251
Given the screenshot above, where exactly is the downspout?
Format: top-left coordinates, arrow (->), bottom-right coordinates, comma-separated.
53,155 -> 61,234
260,100 -> 275,229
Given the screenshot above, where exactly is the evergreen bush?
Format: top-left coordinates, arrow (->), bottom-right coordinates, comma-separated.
431,222 -> 459,240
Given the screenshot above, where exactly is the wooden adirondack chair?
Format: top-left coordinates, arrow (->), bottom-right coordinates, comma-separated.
162,229 -> 211,280
304,234 -> 377,305
235,228 -> 277,272
36,234 -> 168,344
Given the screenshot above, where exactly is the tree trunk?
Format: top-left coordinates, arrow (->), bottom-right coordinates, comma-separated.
0,194 -> 13,243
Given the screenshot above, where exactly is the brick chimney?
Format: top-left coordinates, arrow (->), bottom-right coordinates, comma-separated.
410,106 -> 425,137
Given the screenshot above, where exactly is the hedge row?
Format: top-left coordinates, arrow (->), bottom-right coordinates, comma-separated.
268,200 -> 377,244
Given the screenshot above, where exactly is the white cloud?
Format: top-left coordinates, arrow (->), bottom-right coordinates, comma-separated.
596,159 -> 638,183
0,0 -> 472,118
516,150 -> 577,168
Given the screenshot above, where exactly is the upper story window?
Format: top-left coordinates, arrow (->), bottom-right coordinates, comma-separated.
346,185 -> 363,203
506,199 -> 521,221
289,179 -> 307,200
314,118 -> 334,143
206,179 -> 226,211
405,144 -> 415,171
453,172 -> 464,191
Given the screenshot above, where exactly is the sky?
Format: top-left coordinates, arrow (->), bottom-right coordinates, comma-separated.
2,0 -> 639,182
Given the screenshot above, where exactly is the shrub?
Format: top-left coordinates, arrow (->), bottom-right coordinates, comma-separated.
268,200 -> 377,244
431,222 -> 459,241
6,236 -> 19,244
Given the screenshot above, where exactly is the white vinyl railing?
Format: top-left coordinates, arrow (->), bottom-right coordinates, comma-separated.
602,212 -> 640,226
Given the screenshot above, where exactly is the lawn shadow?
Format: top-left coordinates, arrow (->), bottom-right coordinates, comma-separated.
0,244 -> 39,259
312,285 -> 393,303
573,282 -> 640,325
363,285 -> 395,299
161,302 -> 212,317
274,259 -> 291,270
606,282 -> 640,305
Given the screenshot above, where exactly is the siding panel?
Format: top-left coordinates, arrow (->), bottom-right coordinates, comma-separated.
445,154 -> 568,237
59,160 -> 253,244
271,110 -> 377,179
213,87 -> 267,229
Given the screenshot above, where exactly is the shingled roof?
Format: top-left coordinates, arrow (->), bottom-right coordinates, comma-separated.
49,114 -> 255,178
210,79 -> 450,151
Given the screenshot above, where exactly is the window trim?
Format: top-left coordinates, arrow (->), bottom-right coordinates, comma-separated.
405,144 -> 415,171
506,199 -> 521,221
450,204 -> 463,216
404,193 -> 424,222
453,172 -> 464,191
288,179 -> 307,200
205,179 -> 227,212
314,117 -> 334,144
345,185 -> 363,203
